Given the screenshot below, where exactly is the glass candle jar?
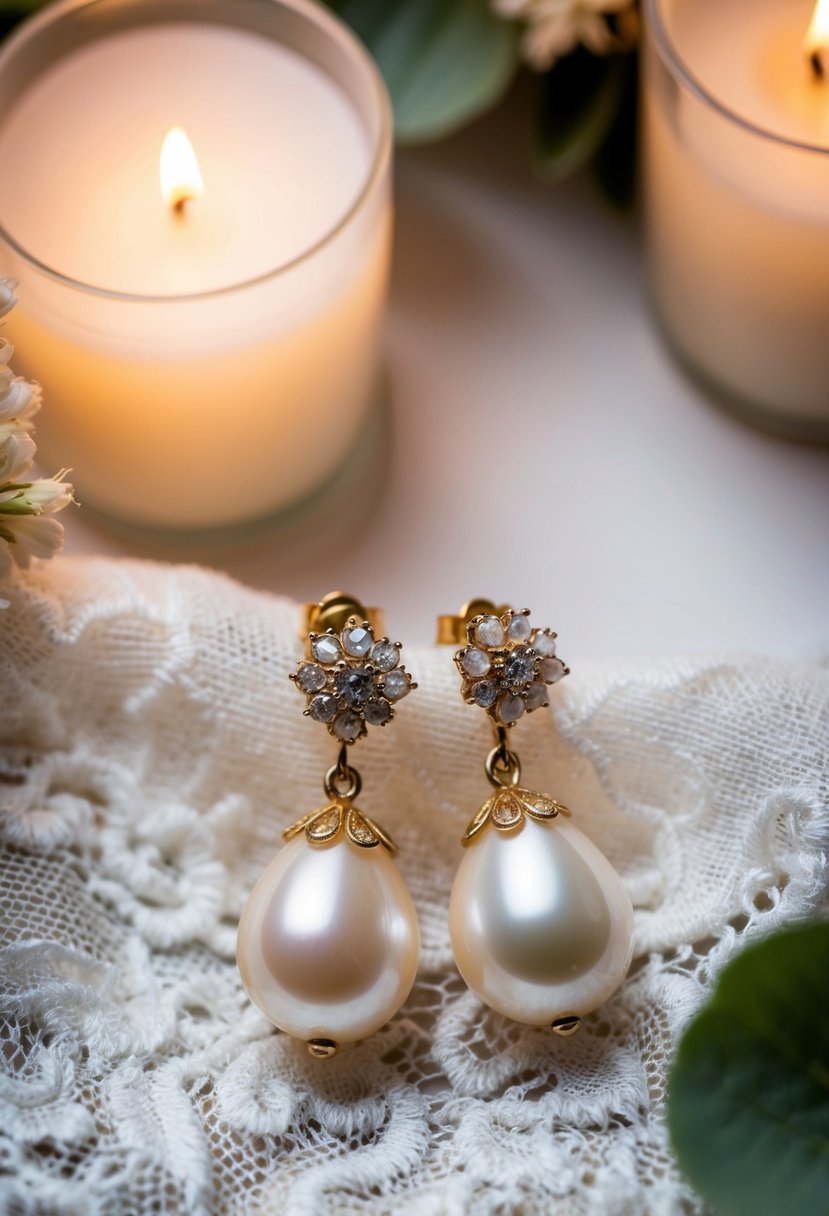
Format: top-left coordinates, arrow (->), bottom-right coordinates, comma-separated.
643,0 -> 829,442
0,0 -> 392,531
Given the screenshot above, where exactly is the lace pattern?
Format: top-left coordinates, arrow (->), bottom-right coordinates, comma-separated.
1,558 -> 827,1214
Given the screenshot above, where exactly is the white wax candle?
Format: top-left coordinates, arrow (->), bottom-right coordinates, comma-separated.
1,25 -> 369,296
644,0 -> 829,437
0,1 -> 391,529
671,0 -> 829,146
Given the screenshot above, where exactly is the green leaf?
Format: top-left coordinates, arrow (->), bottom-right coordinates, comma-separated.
668,921 -> 829,1216
328,0 -> 518,143
535,47 -> 630,183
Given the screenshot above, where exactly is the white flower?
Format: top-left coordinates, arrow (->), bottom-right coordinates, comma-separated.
19,477 -> 74,514
0,428 -> 36,482
0,476 -> 74,574
0,284 -> 74,587
0,278 -> 17,320
495,0 -> 636,68
0,499 -> 68,573
0,476 -> 74,517
3,512 -> 66,566
0,341 -> 41,427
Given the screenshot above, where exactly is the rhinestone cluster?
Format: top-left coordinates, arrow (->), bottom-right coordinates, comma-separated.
292,618 -> 416,743
454,608 -> 569,726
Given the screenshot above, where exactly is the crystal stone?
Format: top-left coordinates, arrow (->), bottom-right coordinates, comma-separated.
533,631 -> 557,658
472,680 -> 498,708
461,648 -> 491,678
308,693 -> 337,723
342,625 -> 373,658
333,710 -> 364,742
525,682 -> 549,711
370,640 -> 399,672
296,663 -> 326,693
311,634 -> 342,665
507,614 -> 532,642
497,693 -> 525,724
333,667 -> 374,706
475,616 -> 505,648
541,657 -> 567,684
382,671 -> 411,702
364,699 -> 392,726
504,646 -> 535,686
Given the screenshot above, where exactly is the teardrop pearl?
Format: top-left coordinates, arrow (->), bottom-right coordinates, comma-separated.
237,833 -> 419,1044
449,814 -> 633,1024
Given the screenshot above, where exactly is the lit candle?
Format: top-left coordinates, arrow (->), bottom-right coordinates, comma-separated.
643,0 -> 829,440
0,0 -> 391,530
159,128 -> 205,216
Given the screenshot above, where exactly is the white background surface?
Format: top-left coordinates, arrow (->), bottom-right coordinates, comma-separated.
64,83 -> 829,664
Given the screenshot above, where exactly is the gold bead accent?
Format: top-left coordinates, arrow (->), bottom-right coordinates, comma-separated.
307,1038 -> 339,1059
551,1015 -> 582,1037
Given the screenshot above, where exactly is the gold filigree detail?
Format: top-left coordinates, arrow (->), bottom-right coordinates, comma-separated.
282,808 -> 321,841
345,806 -> 379,848
306,805 -> 343,843
522,792 -> 569,820
282,802 -> 397,853
461,801 -> 492,845
490,791 -> 523,829
461,787 -> 570,845
360,813 -> 397,855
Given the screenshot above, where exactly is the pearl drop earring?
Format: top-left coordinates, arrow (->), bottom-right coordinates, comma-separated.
437,599 -> 633,1035
237,591 -> 420,1058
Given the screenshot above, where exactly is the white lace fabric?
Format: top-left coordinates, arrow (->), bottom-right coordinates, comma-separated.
1,558 -> 827,1215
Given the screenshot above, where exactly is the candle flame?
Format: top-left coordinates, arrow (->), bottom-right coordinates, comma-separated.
805,0 -> 829,77
160,127 -> 204,213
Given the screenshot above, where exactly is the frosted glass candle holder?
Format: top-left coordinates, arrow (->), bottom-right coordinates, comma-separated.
0,0 -> 393,531
643,0 -> 829,442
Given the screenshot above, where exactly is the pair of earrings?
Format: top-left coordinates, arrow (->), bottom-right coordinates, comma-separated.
236,592 -> 634,1058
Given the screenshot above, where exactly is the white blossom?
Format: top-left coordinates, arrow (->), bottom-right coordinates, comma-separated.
0,428 -> 36,482
0,283 -> 74,587
0,341 -> 42,427
495,0 -> 636,68
0,476 -> 73,516
20,476 -> 73,513
0,278 -> 17,320
0,475 -> 74,573
0,510 -> 66,573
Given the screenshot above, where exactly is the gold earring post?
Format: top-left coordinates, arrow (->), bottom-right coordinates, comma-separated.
302,590 -> 385,640
435,598 -> 510,646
